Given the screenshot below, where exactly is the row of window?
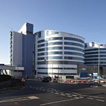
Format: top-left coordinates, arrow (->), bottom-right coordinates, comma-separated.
38,37 -> 84,44
46,47 -> 62,50
85,55 -> 106,58
85,58 -> 106,61
64,42 -> 83,47
46,37 -> 62,41
85,62 -> 106,64
37,72 -> 77,75
85,48 -> 106,51
46,42 -> 63,46
46,31 -> 59,36
64,51 -> 83,56
38,51 -> 83,56
38,37 -> 62,43
38,47 -> 84,52
38,67 -> 77,70
64,56 -> 83,60
64,37 -> 84,43
37,61 -> 82,64
64,47 -> 83,52
37,31 -> 60,38
38,48 -> 45,52
38,51 -> 62,56
38,42 -> 84,48
38,56 -> 83,60
85,52 -> 106,55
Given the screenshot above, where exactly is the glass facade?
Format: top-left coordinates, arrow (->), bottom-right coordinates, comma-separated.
64,51 -> 83,56
46,51 -> 62,55
64,47 -> 83,52
46,47 -> 63,50
38,44 -> 45,47
46,37 -> 63,41
46,42 -> 62,46
64,37 -> 84,43
47,56 -> 63,59
38,53 -> 45,56
38,48 -> 45,52
38,39 -> 45,43
55,32 -> 59,34
38,67 -> 76,70
38,57 -> 45,60
64,56 -> 83,61
37,72 -> 77,75
64,42 -> 83,47
85,52 -> 106,55
38,32 -> 41,38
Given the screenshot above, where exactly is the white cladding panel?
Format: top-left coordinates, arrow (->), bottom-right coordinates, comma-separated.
12,32 -> 23,66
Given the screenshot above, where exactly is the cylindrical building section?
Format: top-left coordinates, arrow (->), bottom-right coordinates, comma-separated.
35,30 -> 85,78
85,42 -> 106,66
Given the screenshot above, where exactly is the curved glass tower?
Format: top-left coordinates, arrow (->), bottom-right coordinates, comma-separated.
35,30 -> 85,78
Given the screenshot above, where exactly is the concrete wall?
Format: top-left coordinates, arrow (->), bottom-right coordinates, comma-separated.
23,33 -> 34,78
12,32 -> 23,66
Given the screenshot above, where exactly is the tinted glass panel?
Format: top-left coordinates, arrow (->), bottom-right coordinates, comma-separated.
64,51 -> 83,56
46,47 -> 63,50
64,42 -> 83,47
46,51 -> 62,55
64,47 -> 83,52
64,56 -> 83,61
38,48 -> 45,52
47,56 -> 63,59
64,37 -> 84,43
46,42 -> 62,46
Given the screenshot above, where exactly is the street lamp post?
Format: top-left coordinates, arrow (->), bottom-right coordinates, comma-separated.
97,43 -> 100,81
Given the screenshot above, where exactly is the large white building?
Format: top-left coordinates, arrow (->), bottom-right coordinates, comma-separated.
10,23 -> 34,78
85,42 -> 106,75
35,30 -> 85,78
10,23 -> 85,78
85,42 -> 106,66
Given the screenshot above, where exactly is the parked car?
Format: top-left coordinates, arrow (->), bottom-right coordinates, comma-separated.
42,77 -> 51,82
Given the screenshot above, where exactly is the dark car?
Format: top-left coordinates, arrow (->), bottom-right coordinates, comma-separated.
42,77 -> 51,82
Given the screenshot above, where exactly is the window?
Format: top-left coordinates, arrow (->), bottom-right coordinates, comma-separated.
46,47 -> 63,50
38,53 -> 45,56
85,43 -> 87,48
100,44 -> 103,46
55,32 -> 59,34
64,47 -> 83,52
38,48 -> 45,52
38,39 -> 45,43
64,56 -> 83,61
64,42 -> 84,47
38,32 -> 41,38
47,56 -> 63,59
46,31 -> 49,36
46,51 -> 62,55
38,57 -> 44,60
45,37 -> 63,41
38,44 -> 45,47
64,51 -> 83,56
46,42 -> 62,46
64,37 -> 84,43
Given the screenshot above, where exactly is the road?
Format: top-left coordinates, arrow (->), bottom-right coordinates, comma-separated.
0,80 -> 106,106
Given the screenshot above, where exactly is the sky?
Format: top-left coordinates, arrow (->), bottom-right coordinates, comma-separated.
0,0 -> 106,64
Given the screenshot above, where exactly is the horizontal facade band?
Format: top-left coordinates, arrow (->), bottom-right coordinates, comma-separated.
37,67 -> 77,70
37,61 -> 83,64
37,72 -> 77,75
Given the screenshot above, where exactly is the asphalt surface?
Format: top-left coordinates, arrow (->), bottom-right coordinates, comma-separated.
0,80 -> 106,106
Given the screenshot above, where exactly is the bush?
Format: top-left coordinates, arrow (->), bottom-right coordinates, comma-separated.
0,75 -> 12,82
